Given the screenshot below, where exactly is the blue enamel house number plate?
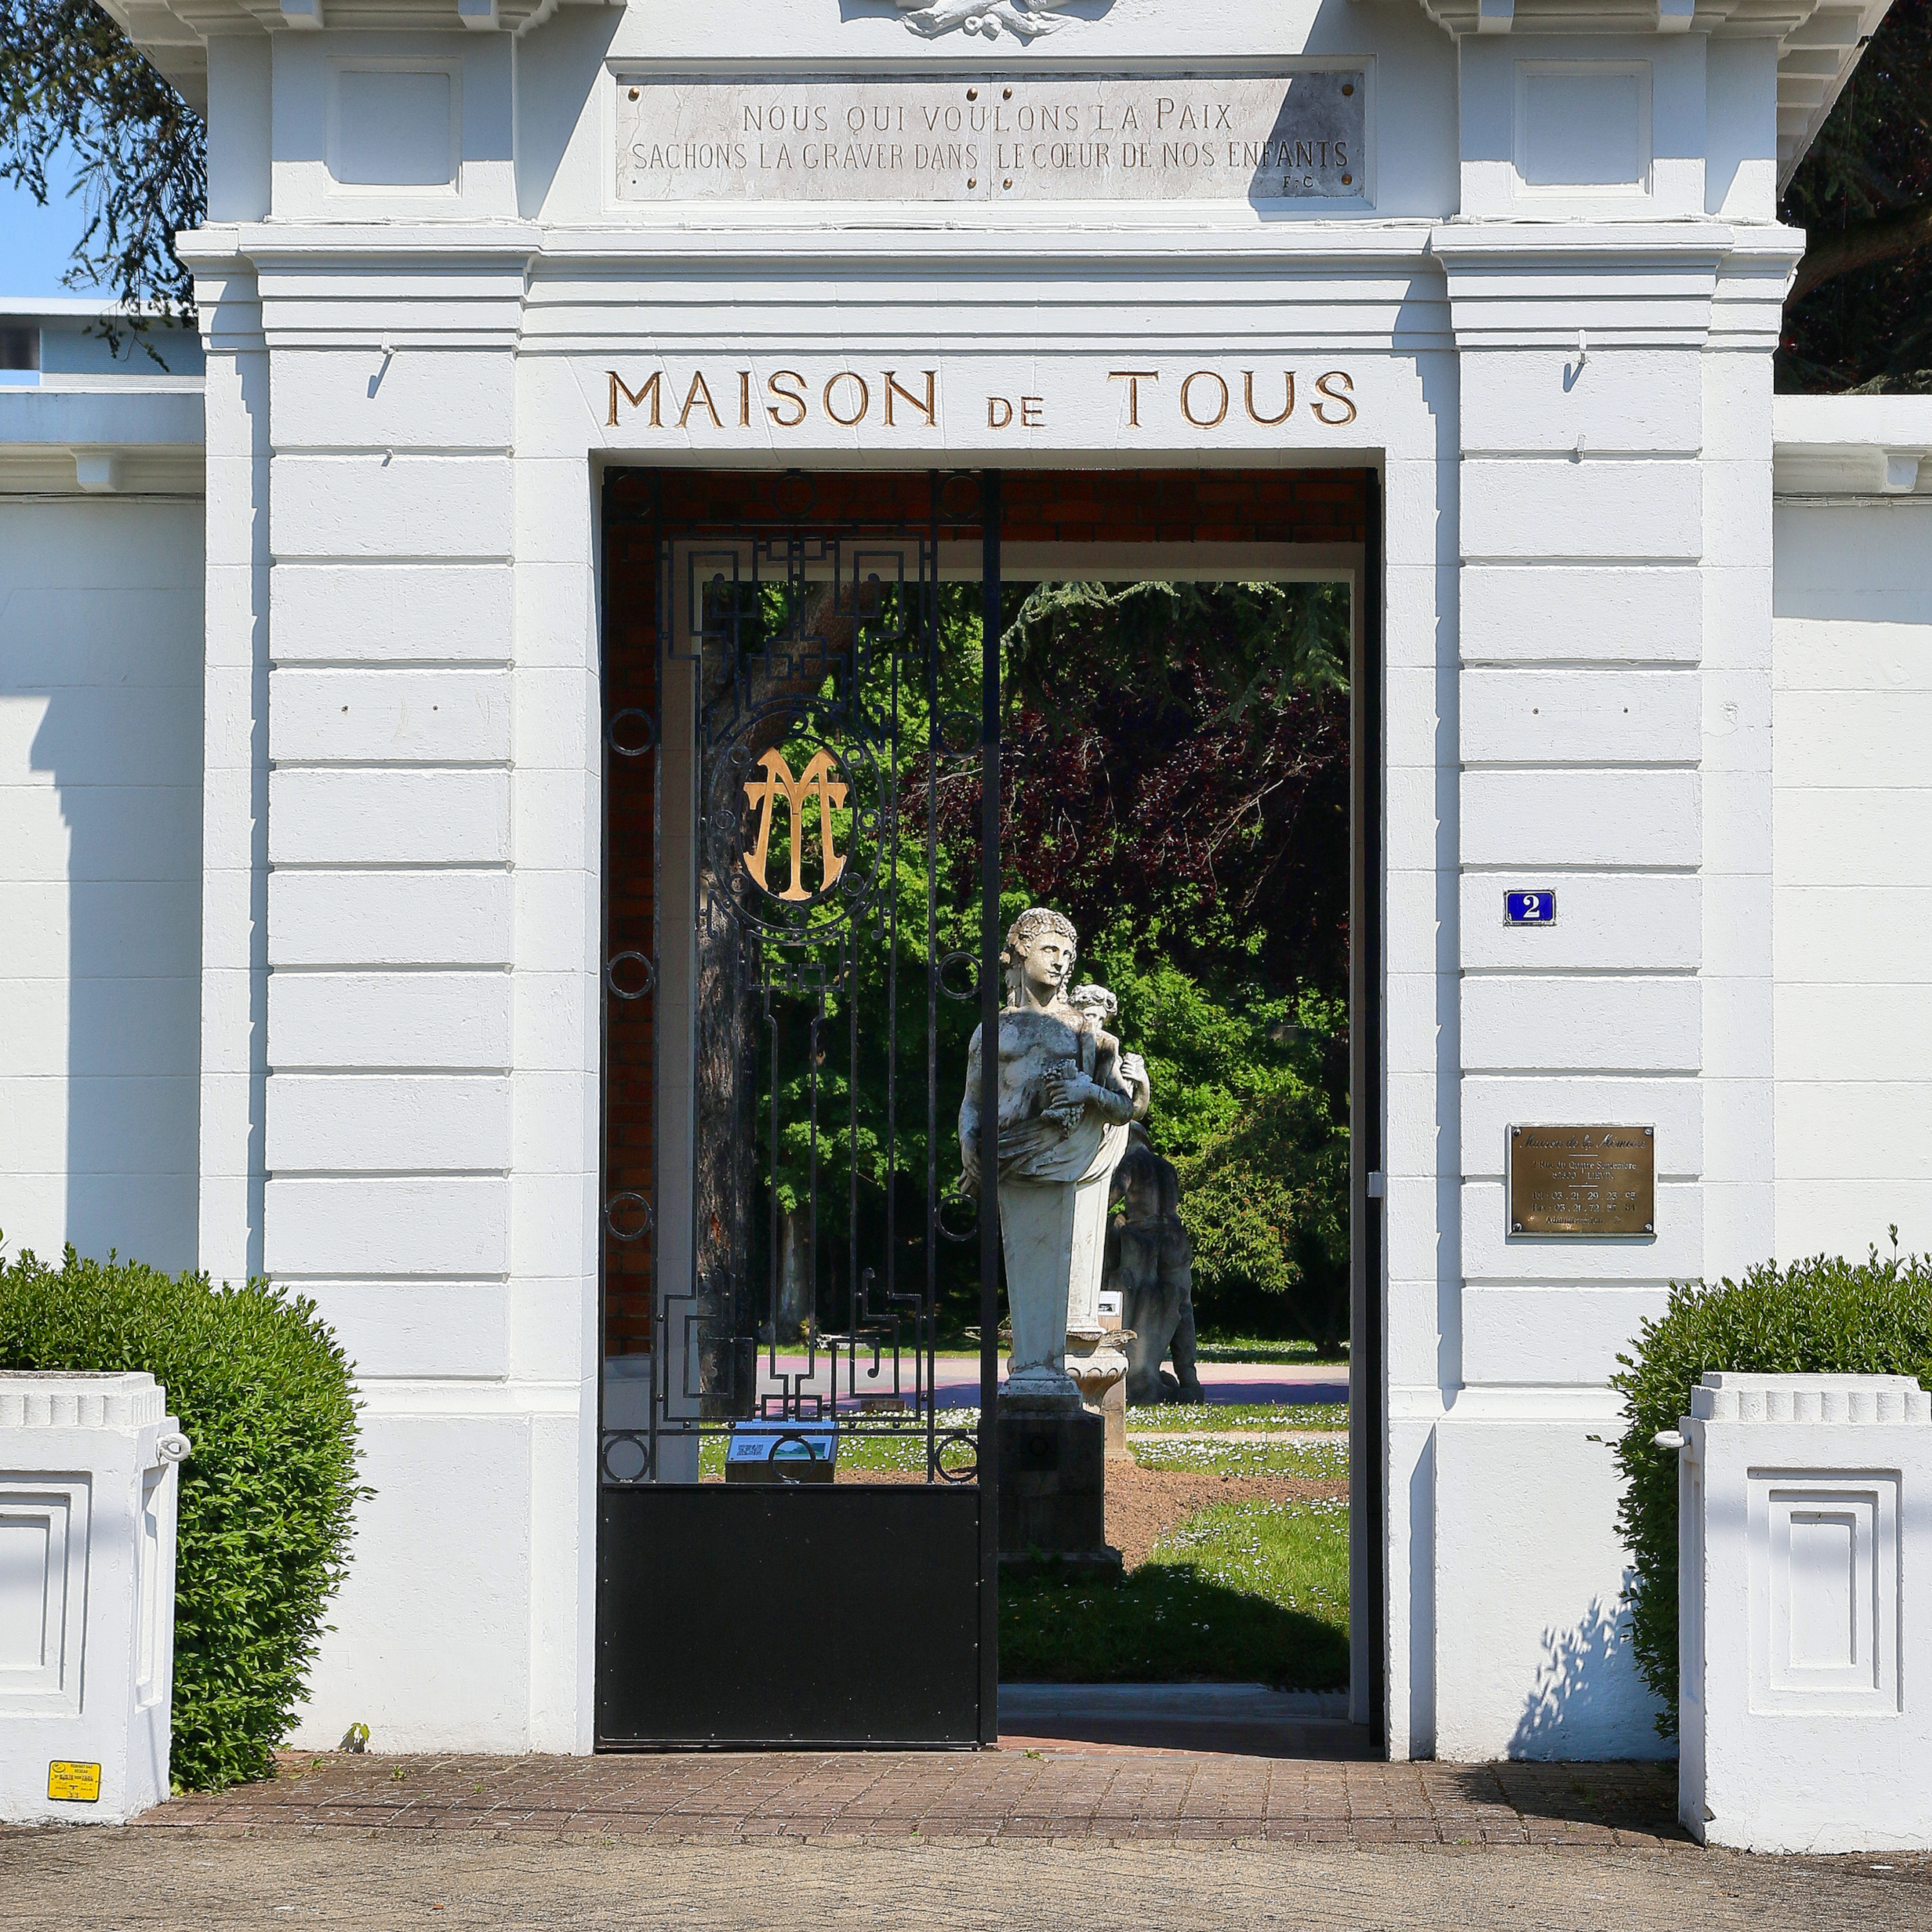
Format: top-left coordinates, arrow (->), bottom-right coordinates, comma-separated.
1504,890 -> 1556,925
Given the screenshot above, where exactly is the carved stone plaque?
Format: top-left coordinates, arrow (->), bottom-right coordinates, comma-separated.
615,72 -> 1365,204
1508,1126 -> 1655,1238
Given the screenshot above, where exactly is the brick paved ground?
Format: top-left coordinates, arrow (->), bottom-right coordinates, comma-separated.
5,1800 -> 1930,1932
117,1748 -> 1691,1846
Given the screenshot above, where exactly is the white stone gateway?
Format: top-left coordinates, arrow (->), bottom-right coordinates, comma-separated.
0,1372 -> 189,1824
0,0 -> 1921,1765
1672,1372 -> 1932,1853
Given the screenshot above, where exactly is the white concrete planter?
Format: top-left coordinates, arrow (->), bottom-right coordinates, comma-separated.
1672,1371 -> 1932,1853
0,1372 -> 189,1824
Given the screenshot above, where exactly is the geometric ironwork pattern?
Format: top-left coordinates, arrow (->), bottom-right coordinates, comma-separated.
599,470 -> 999,1491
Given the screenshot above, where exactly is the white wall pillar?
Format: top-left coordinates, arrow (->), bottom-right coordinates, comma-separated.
219,246 -> 594,1753
188,250 -> 270,1287
1435,230 -> 1722,1760
1701,238 -> 1790,1274
511,346 -> 605,1753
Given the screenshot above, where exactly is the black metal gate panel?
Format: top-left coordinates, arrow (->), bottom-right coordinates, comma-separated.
596,470 -> 1004,1748
597,1486 -> 981,1746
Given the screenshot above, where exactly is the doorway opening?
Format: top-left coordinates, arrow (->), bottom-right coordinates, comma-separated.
594,466 -> 1383,1750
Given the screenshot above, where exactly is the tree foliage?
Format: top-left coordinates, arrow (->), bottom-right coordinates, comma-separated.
996,579 -> 1353,1339
1175,1073 -> 1351,1345
996,579 -> 1350,1005
1780,0 -> 1932,391
748,577 -> 1353,1343
0,0 -> 203,351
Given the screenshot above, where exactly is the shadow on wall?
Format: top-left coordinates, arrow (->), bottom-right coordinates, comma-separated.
1508,1583 -> 1670,1762
1,499 -> 205,1271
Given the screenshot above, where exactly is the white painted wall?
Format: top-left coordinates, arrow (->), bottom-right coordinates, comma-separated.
0,495 -> 204,1273
1774,491 -> 1932,1258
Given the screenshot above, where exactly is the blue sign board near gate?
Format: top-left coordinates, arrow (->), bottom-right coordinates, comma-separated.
1504,890 -> 1556,926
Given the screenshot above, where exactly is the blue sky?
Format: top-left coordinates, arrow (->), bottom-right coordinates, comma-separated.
1,150 -> 109,302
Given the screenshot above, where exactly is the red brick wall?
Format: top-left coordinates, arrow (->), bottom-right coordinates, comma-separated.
599,465 -> 1368,1360
614,466 -> 1369,546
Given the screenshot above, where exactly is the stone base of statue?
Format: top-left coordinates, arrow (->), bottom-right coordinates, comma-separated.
999,1363 -> 1085,1414
996,1402 -> 1120,1574
1064,1325 -> 1133,1459
998,1158 -> 1118,1400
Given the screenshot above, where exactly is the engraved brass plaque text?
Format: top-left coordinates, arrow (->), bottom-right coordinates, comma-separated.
1508,1125 -> 1655,1237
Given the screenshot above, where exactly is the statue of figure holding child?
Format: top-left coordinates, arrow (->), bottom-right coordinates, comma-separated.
959,907 -> 1149,1410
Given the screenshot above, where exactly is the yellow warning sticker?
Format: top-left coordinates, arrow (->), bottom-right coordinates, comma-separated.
47,1761 -> 102,1803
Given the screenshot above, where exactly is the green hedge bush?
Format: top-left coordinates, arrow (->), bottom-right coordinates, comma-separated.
1611,1241 -> 1932,1736
0,1242 -> 364,1790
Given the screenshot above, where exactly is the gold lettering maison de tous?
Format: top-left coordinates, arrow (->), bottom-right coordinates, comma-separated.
604,367 -> 1359,432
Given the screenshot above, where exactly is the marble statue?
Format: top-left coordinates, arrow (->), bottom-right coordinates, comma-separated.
1106,1124 -> 1205,1404
959,909 -> 1148,1410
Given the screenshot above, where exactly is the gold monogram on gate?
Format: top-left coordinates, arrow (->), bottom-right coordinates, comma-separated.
742,747 -> 850,902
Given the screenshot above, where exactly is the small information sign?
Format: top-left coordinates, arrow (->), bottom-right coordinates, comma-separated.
725,1420 -> 838,1484
47,1761 -> 102,1803
1504,890 -> 1556,925
1508,1125 -> 1655,1237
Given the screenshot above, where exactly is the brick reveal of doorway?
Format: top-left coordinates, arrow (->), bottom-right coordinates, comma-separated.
599,466 -> 1369,1361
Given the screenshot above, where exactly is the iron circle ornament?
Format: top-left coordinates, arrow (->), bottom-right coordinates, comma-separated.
604,1191 -> 654,1242
606,951 -> 657,1001
936,470 -> 983,525
772,469 -> 817,521
937,1188 -> 979,1244
937,710 -> 981,759
931,1429 -> 979,1485
600,1431 -> 653,1484
937,950 -> 978,1003
607,707 -> 657,758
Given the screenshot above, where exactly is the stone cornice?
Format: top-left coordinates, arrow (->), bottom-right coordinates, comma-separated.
0,383 -> 206,496
1400,0 -> 1895,191
1430,221 -> 1804,348
99,0 -> 623,110
1773,394 -> 1932,497
1410,0 -> 1836,34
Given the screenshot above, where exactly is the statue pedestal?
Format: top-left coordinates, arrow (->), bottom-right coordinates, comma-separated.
1065,1325 -> 1133,1460
996,1397 -> 1120,1574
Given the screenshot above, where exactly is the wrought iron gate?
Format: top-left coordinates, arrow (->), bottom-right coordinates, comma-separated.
596,469 -> 1004,1748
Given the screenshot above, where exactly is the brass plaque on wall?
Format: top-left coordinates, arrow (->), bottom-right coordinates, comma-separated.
1508,1126 -> 1655,1237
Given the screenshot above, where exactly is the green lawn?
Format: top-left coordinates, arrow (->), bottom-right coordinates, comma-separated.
1126,1401 -> 1347,1433
999,1493 -> 1349,1689
692,1403 -> 1348,1476
1128,1435 -> 1348,1479
1194,1337 -> 1350,1365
